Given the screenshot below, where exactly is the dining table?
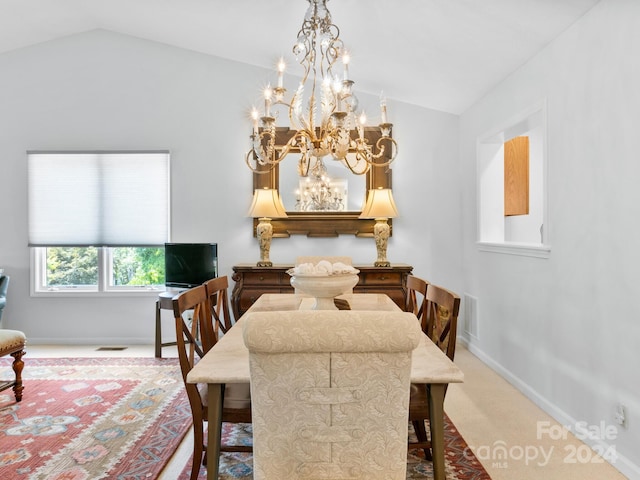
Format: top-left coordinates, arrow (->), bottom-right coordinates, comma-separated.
186,293 -> 464,480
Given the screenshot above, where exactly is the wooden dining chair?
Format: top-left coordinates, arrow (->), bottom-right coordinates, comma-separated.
405,274 -> 429,325
173,285 -> 252,480
408,283 -> 461,460
203,276 -> 234,338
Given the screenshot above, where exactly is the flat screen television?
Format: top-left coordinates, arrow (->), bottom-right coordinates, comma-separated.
165,243 -> 218,289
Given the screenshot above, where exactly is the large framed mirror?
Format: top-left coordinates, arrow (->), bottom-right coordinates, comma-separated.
252,126 -> 394,238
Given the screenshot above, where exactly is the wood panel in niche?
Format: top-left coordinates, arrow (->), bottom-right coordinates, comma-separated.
504,136 -> 529,216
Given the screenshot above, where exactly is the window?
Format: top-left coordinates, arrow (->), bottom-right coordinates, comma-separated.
28,151 -> 170,294
477,102 -> 550,258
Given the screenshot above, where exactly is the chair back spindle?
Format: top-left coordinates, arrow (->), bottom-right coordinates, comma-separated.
405,275 -> 429,327
203,276 -> 234,338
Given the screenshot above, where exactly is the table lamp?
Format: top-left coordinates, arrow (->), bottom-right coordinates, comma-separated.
359,187 -> 399,267
248,188 -> 288,267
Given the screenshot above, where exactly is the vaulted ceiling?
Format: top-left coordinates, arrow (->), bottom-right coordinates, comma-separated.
0,0 -> 600,114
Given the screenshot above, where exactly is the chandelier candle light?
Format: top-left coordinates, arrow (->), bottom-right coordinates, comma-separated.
247,188 -> 288,267
245,0 -> 398,178
359,187 -> 399,267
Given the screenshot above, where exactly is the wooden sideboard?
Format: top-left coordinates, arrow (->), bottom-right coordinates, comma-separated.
231,263 -> 413,318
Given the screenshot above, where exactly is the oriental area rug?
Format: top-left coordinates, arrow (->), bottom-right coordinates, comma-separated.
0,357 -> 191,480
179,417 -> 491,480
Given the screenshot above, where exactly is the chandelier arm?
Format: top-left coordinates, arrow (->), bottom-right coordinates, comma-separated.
249,128 -> 277,166
247,122 -> 311,172
298,151 -> 311,177
281,133 -> 303,159
251,130 -> 312,177
341,149 -> 371,176
245,150 -> 276,174
366,137 -> 398,168
348,136 -> 399,169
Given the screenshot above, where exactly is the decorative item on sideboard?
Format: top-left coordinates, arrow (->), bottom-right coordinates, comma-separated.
287,261 -> 359,310
247,188 -> 288,267
359,187 -> 399,267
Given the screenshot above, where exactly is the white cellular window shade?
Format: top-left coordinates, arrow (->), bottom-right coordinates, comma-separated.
28,151 -> 170,246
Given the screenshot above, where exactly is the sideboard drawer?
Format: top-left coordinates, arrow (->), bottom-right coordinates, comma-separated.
361,272 -> 402,286
243,272 -> 284,285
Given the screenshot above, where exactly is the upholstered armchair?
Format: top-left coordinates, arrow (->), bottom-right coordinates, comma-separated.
243,310 -> 422,480
0,275 -> 9,322
0,275 -> 26,403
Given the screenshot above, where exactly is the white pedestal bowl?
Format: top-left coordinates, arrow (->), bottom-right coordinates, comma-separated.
289,273 -> 359,310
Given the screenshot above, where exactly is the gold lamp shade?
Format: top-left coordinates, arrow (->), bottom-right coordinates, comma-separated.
360,188 -> 399,219
248,188 -> 288,219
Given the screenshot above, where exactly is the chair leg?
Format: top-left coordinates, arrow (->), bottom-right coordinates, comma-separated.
155,301 -> 162,358
191,421 -> 205,480
412,420 -> 432,460
11,349 -> 25,402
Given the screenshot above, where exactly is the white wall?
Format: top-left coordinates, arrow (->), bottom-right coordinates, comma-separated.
0,30 -> 460,343
459,0 -> 640,476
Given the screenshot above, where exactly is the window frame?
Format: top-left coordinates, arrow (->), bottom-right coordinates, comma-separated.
31,246 -> 166,297
476,100 -> 551,258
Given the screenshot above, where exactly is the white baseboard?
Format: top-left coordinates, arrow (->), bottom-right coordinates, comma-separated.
24,337 -> 152,346
459,336 -> 640,479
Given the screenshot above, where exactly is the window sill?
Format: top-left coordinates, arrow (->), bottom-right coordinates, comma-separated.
476,241 -> 551,258
30,288 -> 166,298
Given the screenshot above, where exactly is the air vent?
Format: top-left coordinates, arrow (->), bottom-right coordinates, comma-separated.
463,294 -> 479,339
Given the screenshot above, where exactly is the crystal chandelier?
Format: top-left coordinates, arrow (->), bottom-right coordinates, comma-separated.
245,0 -> 398,177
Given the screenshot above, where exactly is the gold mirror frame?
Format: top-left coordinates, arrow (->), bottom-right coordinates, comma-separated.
252,126 -> 393,238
